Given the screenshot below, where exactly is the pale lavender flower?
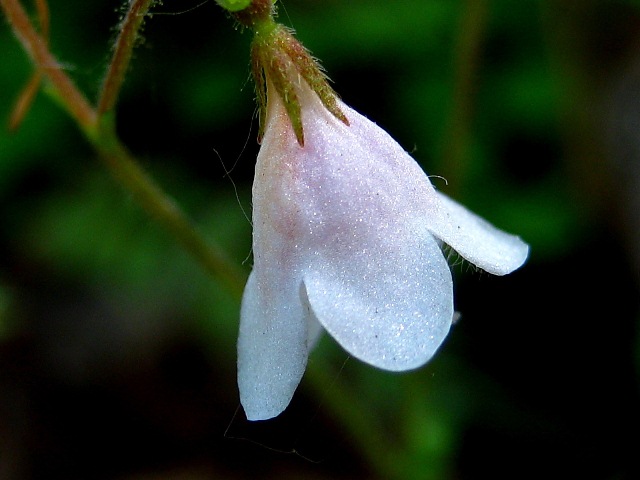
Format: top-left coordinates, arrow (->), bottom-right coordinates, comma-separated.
237,80 -> 528,420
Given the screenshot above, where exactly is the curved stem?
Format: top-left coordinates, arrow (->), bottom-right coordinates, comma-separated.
1,0 -> 246,298
1,3 -> 439,478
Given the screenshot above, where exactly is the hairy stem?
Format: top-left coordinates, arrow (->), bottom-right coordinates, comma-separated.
1,0 -> 246,297
97,0 -> 155,116
2,4 -> 430,478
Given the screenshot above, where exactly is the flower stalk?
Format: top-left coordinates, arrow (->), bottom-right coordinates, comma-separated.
97,0 -> 156,116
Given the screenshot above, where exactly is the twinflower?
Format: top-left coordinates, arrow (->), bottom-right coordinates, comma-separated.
234,4 -> 529,421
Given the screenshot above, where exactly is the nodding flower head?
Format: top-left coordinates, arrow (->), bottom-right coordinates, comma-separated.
237,22 -> 529,421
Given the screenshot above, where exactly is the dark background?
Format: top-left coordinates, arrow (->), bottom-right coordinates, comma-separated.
1,0 -> 639,478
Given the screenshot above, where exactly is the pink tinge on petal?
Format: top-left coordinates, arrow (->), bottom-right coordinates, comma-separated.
239,77 -> 528,420
261,84 -> 455,371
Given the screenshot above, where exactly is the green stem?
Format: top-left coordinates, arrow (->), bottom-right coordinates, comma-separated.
2,5 -> 403,478
92,117 -> 247,298
97,0 -> 155,116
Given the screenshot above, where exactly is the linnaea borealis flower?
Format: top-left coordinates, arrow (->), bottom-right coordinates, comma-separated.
235,7 -> 528,421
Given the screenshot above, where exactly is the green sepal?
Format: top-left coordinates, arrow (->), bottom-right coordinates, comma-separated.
251,43 -> 268,143
250,24 -> 348,147
279,28 -> 349,128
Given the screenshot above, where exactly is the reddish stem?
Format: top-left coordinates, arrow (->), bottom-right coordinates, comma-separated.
97,0 -> 154,116
0,0 -> 96,130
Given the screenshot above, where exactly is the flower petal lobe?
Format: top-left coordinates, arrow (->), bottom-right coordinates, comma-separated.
303,231 -> 454,372
428,193 -> 529,275
237,271 -> 309,420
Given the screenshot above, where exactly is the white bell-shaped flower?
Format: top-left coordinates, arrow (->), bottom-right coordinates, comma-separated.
238,81 -> 529,421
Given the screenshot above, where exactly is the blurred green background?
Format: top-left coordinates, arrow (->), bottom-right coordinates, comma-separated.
1,0 -> 639,478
